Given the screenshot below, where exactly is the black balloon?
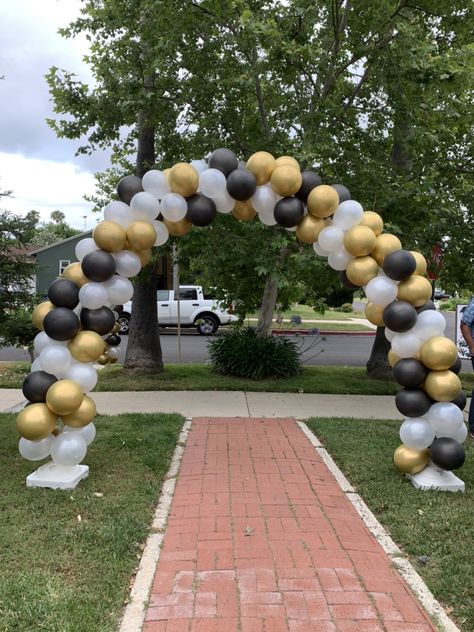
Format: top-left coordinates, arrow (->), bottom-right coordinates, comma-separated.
274,197 -> 305,228
117,175 -> 143,204
383,301 -> 417,332
80,306 -> 116,335
430,437 -> 465,470
296,171 -> 322,202
226,169 -> 257,201
208,148 -> 238,176
105,334 -> 121,347
392,358 -> 427,388
383,250 -> 417,281
22,371 -> 57,403
450,356 -> 462,375
339,270 -> 360,289
48,279 -> 79,309
186,194 -> 217,227
331,183 -> 351,203
81,250 -> 116,283
416,300 -> 436,313
451,390 -> 467,411
395,388 -> 432,417
43,307 -> 80,341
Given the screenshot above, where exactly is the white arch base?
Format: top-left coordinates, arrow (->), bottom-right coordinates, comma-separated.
26,462 -> 89,490
409,464 -> 464,492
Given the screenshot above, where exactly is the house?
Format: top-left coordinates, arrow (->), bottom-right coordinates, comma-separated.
28,231 -> 171,294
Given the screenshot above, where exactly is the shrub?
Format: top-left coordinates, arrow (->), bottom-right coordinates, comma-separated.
333,303 -> 353,313
208,327 -> 301,380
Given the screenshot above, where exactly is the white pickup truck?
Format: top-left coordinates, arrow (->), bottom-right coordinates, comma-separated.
117,285 -> 237,335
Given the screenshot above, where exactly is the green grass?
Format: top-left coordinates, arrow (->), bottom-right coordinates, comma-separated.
306,417 -> 474,631
0,412 -> 184,632
247,304 -> 364,321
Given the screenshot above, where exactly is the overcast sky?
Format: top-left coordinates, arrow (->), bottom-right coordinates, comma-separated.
0,1 -> 111,230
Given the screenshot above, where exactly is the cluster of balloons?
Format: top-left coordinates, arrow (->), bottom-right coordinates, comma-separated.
16,147 -> 467,482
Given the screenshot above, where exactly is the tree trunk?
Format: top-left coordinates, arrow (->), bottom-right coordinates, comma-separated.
256,272 -> 279,337
366,326 -> 392,380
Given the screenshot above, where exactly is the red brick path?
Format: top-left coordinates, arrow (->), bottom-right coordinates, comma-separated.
144,418 -> 436,632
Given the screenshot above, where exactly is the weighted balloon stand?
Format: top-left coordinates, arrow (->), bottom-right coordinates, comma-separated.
409,464 -> 465,493
26,461 -> 89,490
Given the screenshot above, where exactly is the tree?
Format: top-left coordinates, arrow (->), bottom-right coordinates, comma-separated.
29,210 -> 81,248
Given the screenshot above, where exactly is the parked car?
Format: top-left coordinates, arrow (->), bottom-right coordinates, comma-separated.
117,285 -> 237,335
433,288 -> 452,300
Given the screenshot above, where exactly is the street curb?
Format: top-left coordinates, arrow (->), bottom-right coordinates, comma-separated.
297,421 -> 460,632
270,329 -> 376,336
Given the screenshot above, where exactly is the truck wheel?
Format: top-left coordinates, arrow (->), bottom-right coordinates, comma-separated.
196,314 -> 219,335
117,313 -> 130,334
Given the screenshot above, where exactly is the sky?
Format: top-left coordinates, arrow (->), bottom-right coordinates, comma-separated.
0,0 -> 111,230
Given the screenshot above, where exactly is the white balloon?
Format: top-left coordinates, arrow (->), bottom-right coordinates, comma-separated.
103,200 -> 134,229
152,221 -> 169,246
214,192 -> 235,214
399,417 -> 435,450
190,159 -> 208,175
104,275 -> 134,304
34,331 -> 63,354
251,186 -> 276,215
142,170 -> 170,198
39,345 -> 72,375
63,362 -> 98,392
130,191 -> 160,222
452,422 -> 468,443
107,346 -> 119,360
385,327 -> 396,342
64,422 -> 96,446
285,226 -> 297,232
332,200 -> 364,230
328,249 -> 354,271
413,310 -> 446,342
75,238 -> 98,262
259,209 -> 277,226
79,282 -> 109,309
428,402 -> 464,436
391,331 -> 422,358
161,193 -> 187,222
199,168 -> 227,198
114,250 -> 142,278
19,434 -> 54,461
31,358 -> 43,372
51,433 -> 87,466
313,242 -> 329,257
365,276 -> 398,307
318,225 -> 345,252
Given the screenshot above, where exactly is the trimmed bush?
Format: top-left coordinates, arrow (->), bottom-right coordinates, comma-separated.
208,327 -> 301,380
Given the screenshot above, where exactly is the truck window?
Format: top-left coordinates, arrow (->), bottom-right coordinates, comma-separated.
157,290 -> 170,301
178,288 -> 198,301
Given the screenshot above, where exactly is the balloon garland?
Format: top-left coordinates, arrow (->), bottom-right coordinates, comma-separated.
16,148 -> 467,479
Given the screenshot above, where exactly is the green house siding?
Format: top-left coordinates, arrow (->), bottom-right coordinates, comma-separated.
34,232 -> 92,295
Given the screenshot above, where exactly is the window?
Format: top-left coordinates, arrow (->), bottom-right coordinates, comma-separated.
178,288 -> 198,301
157,290 -> 170,301
59,259 -> 70,275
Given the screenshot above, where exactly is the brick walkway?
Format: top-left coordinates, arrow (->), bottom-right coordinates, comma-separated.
143,418 -> 436,632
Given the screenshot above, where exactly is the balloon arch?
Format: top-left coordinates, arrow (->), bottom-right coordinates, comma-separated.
18,149 -> 467,487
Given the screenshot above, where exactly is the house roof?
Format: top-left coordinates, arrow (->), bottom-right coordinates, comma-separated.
28,230 -> 93,255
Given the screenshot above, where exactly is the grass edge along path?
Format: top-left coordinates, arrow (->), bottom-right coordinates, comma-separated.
0,412 -> 184,632
306,417 -> 474,632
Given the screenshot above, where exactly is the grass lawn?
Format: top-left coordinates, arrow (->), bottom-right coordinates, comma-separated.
0,412 -> 184,632
306,417 -> 474,631
247,304 -> 364,321
269,322 -> 374,332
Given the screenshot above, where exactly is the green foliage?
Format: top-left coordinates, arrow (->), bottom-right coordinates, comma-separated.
0,308 -> 36,357
208,326 -> 301,379
333,303 -> 354,313
29,211 -> 81,248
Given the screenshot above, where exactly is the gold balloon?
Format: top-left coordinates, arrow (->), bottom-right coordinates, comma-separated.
343,225 -> 377,257
307,185 -> 339,219
365,302 -> 385,326
424,370 -> 461,402
97,354 -> 110,366
388,348 -> 400,368
295,215 -> 328,244
126,221 -> 157,250
163,168 -> 171,178
270,165 -> 302,197
410,251 -> 428,276
111,323 -> 121,334
16,403 -> 57,440
420,336 -> 458,370
346,256 -> 379,286
109,356 -> 118,364
93,220 -> 127,253
393,445 -> 429,474
32,301 -> 54,330
371,233 -> 402,265
69,330 -> 106,363
168,162 -> 199,198
62,395 -> 96,428
275,156 -> 300,170
62,262 -> 88,287
46,379 -> 84,416
359,211 -> 383,236
163,217 -> 193,236
246,151 -> 276,186
134,248 -> 152,267
397,275 -> 432,307
232,200 -> 256,222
